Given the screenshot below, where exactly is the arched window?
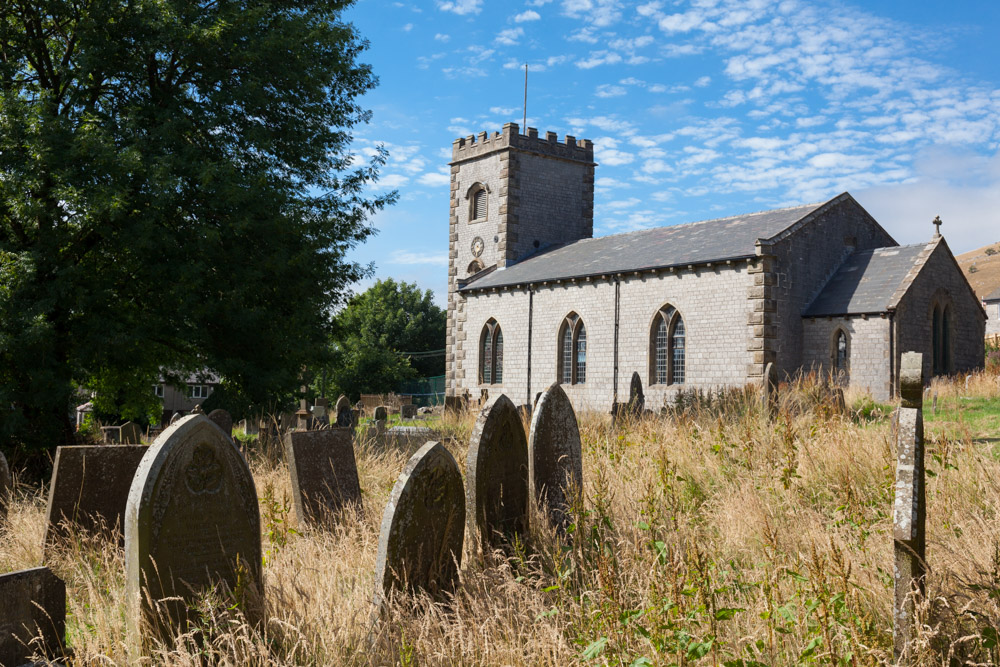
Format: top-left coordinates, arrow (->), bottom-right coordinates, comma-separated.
558,313 -> 586,384
932,303 -> 952,376
468,183 -> 488,222
832,328 -> 849,379
467,259 -> 485,275
479,319 -> 503,384
650,305 -> 685,385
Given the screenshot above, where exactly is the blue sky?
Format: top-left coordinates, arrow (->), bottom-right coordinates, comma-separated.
344,0 -> 1000,305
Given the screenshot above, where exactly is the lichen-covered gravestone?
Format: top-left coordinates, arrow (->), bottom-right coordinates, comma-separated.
125,414 -> 262,644
374,405 -> 388,422
529,383 -> 583,531
208,409 -> 233,437
43,445 -> 148,553
284,429 -> 362,526
120,421 -> 143,444
893,351 -> 926,661
466,394 -> 529,553
0,567 -> 65,666
0,449 -> 10,525
374,441 -> 464,605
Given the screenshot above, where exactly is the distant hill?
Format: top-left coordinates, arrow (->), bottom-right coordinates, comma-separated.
956,241 -> 1000,299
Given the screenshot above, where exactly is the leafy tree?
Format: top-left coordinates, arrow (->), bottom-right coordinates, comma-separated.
325,279 -> 445,399
0,0 -> 393,455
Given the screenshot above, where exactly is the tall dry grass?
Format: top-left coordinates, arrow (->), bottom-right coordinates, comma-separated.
2,372 -> 1000,665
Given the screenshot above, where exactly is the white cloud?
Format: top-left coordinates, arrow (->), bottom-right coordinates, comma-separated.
437,0 -> 482,15
593,136 -> 634,166
576,50 -> 624,69
495,28 -> 524,45
595,84 -> 626,98
417,171 -> 451,187
490,106 -> 520,115
434,33 -> 450,42
379,174 -> 409,188
389,250 -> 450,266
514,10 -> 541,22
562,0 -> 623,27
694,75 -> 711,87
402,23 -> 413,31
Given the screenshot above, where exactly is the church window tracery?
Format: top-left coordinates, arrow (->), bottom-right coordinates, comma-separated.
559,313 -> 586,385
650,305 -> 685,385
479,319 -> 503,384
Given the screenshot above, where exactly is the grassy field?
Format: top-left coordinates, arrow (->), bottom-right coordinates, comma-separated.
3,373 -> 1000,665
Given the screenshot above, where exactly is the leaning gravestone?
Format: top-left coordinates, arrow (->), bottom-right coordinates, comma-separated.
120,421 -> 143,445
125,414 -> 262,644
284,429 -> 362,526
893,352 -> 926,661
374,441 -> 464,605
0,449 -> 10,525
208,409 -> 233,437
466,394 -> 529,554
0,567 -> 65,666
44,445 -> 148,553
529,383 -> 583,531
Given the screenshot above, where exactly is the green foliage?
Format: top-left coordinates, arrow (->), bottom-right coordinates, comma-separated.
0,0 -> 394,454
324,278 -> 445,399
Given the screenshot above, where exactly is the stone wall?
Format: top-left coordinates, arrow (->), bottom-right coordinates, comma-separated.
802,316 -> 892,400
986,300 -> 1000,336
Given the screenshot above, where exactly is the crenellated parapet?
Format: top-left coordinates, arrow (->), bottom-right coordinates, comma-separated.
452,123 -> 594,164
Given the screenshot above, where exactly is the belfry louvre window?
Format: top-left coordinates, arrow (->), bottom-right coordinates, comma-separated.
479,319 -> 503,384
559,313 -> 586,385
473,188 -> 487,220
650,305 -> 685,385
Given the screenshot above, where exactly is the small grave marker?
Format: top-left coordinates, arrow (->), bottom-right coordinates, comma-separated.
374,441 -> 464,604
466,394 -> 529,553
0,567 -> 66,667
284,429 -> 362,526
120,421 -> 143,444
335,395 -> 353,428
529,383 -> 583,531
401,404 -> 417,420
125,414 -> 262,644
374,405 -> 388,422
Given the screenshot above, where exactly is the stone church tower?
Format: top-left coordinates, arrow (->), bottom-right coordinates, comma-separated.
445,123 -> 595,396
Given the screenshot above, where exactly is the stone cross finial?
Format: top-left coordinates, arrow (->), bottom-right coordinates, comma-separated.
932,215 -> 942,238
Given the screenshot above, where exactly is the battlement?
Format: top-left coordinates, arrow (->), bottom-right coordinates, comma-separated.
451,123 -> 594,163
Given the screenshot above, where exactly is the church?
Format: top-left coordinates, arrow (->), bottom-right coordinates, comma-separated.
445,124 -> 986,410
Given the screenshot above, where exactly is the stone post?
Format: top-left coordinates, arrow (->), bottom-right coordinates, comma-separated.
893,351 -> 926,661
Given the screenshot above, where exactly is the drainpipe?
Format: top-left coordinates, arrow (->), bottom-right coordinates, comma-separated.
613,277 -> 621,401
527,287 -> 534,407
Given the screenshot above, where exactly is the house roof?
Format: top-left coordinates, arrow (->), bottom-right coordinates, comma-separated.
462,197 -> 845,292
803,243 -> 930,317
985,285 -> 1000,302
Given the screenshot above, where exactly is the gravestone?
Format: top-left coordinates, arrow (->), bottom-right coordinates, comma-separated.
529,383 -> 583,531
0,567 -> 66,667
208,409 -> 233,437
120,421 -> 143,444
466,394 -> 529,553
444,395 -> 464,414
101,425 -> 122,444
893,351 -> 926,661
169,412 -> 183,425
44,445 -> 148,552
284,429 -> 362,526
401,404 -> 418,420
628,371 -> 644,415
0,449 -> 10,525
762,361 -> 779,415
125,414 -> 262,643
374,405 -> 388,422
335,395 -> 354,428
374,441 -> 464,604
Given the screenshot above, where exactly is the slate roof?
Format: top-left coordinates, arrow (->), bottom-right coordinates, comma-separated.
803,243 -> 929,316
462,200 -> 832,291
985,285 -> 1000,302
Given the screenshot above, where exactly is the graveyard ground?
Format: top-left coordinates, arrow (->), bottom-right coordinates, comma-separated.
3,373 -> 1000,665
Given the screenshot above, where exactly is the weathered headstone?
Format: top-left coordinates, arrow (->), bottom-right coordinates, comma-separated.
762,361 -> 778,415
120,421 -> 143,445
466,394 -> 529,553
44,445 -> 148,552
529,383 -> 583,531
208,409 -> 233,437
335,395 -> 353,428
374,405 -> 388,422
0,567 -> 66,666
374,441 -> 464,604
101,425 -> 122,444
401,404 -> 418,420
125,415 -> 262,643
893,351 -> 926,661
169,411 -> 183,425
628,371 -> 644,415
284,429 -> 362,526
0,449 -> 10,525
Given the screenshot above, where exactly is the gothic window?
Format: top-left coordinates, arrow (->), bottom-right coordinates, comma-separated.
559,313 -> 586,385
932,302 -> 952,376
832,328 -> 849,379
650,305 -> 685,385
468,183 -> 488,222
479,319 -> 503,385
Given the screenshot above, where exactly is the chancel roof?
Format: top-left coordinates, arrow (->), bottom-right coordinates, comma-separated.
803,243 -> 930,317
985,285 -> 1000,302
462,198 -> 840,292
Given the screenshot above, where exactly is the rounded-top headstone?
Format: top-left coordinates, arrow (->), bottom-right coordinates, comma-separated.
169,412 -> 183,425
900,352 -> 924,409
0,450 -> 10,524
374,441 -> 464,604
628,371 -> 644,414
208,409 -> 233,437
125,414 -> 261,643
374,405 -> 388,422
466,394 -> 529,553
529,383 -> 583,530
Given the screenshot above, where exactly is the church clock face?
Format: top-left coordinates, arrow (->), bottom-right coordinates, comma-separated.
471,236 -> 485,257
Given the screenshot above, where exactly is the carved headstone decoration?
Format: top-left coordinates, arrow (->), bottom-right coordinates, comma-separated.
374,405 -> 388,422
125,415 -> 262,644
120,421 -> 143,445
401,404 -> 418,420
628,371 -> 644,416
466,394 -> 529,553
374,441 -> 464,605
335,395 -> 354,428
191,403 -> 204,415
0,567 -> 66,666
208,409 -> 233,437
893,351 -> 926,661
44,445 -> 148,553
284,429 -> 362,526
0,449 -> 10,525
529,383 -> 583,531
